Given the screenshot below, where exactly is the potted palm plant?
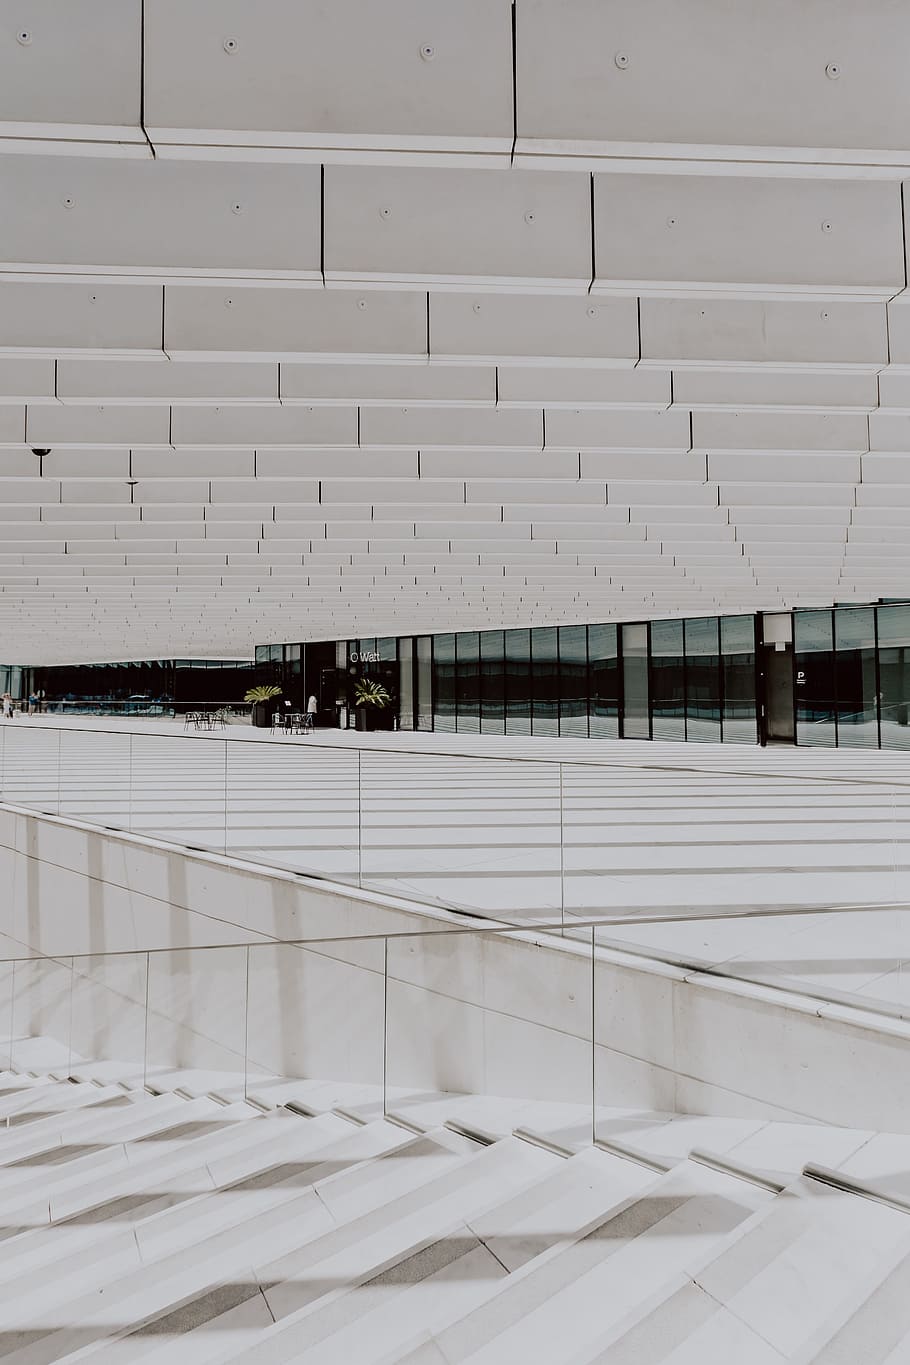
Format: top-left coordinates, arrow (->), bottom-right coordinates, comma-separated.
353,677 -> 391,731
244,684 -> 282,728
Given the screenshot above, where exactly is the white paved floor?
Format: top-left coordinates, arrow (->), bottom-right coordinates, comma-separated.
2,716 -> 910,1019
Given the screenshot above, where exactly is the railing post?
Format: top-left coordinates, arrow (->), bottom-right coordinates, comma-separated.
358,748 -> 363,889
590,926 -> 596,1147
223,739 -> 229,859
67,956 -> 75,1079
243,944 -> 251,1102
559,762 -> 566,933
382,936 -> 388,1117
142,951 -> 150,1091
7,958 -> 15,1072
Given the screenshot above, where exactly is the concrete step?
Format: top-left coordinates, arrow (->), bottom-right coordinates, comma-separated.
0,1124 -> 476,1361
571,1168 -> 910,1364
194,1144 -> 661,1365
392,1156 -> 776,1365
0,1104 -> 290,1285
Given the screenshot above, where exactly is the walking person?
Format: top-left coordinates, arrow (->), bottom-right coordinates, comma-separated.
1,693 -> 12,720
305,693 -> 318,733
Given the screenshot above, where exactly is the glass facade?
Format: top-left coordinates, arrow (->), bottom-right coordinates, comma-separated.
256,602 -> 910,748
12,659 -> 254,715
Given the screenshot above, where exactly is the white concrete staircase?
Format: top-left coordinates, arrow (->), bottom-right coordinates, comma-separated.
0,1039 -> 909,1363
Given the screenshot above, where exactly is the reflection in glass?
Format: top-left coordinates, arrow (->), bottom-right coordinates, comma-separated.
480,631 -> 505,734
397,638 -> 414,731
795,611 -> 836,747
650,620 -> 685,741
433,634 -> 456,733
416,637 -> 433,731
588,624 -> 619,739
721,615 -> 758,743
684,617 -> 721,742
558,625 -> 589,738
456,631 -> 480,733
532,627 -> 559,737
877,606 -> 910,750
504,628 -> 532,736
622,623 -> 650,739
834,608 -> 878,748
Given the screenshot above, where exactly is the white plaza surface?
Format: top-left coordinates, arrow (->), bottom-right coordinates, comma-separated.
3,716 -> 910,1021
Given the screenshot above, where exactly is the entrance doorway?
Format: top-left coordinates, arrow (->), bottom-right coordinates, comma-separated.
759,614 -> 795,744
762,645 -> 795,743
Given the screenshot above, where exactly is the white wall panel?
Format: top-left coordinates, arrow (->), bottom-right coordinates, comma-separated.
41,450 -> 130,479
694,411 -> 869,452
325,167 -> 591,288
257,451 -> 416,480
131,450 -> 255,479
594,175 -> 902,292
360,407 -> 542,449
546,408 -> 690,450
280,363 -> 494,405
581,453 -> 706,480
164,287 -> 426,359
0,158 -> 320,276
0,406 -> 25,442
421,452 -> 579,479
431,293 -> 638,362
674,369 -> 877,410
722,483 -> 855,508
144,0 -> 512,153
172,405 -> 356,447
498,366 -> 669,407
0,283 -> 163,354
641,299 -> 888,365
516,0 -> 910,157
210,479 -> 319,503
709,453 -> 861,482
862,456 -> 910,484
26,405 -> 169,447
605,480 -> 720,502
0,359 -> 56,402
0,0 -> 141,141
868,413 -> 910,452
57,360 -> 278,404
467,481 -> 602,505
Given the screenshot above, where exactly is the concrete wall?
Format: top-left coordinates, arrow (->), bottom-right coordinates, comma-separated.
1,801 -> 909,1132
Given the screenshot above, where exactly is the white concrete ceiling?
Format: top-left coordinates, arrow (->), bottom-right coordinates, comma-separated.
1,0 -> 910,664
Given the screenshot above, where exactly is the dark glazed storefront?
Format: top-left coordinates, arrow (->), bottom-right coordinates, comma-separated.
259,602 -> 910,749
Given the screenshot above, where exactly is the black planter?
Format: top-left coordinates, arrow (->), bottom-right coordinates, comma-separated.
251,703 -> 272,728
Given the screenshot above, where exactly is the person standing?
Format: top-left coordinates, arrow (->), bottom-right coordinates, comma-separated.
306,694 -> 318,732
1,693 -> 12,719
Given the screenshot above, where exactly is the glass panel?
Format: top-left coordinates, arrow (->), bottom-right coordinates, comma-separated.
558,625 -> 589,738
877,605 -> 910,750
531,627 -> 559,737
795,611 -> 836,747
480,630 -> 505,735
588,623 -> 619,739
621,623 -> 650,739
834,607 -> 878,749
398,637 -> 414,731
416,637 -> 434,731
248,939 -> 385,1100
649,620 -> 685,741
433,634 -> 456,733
721,615 -> 758,743
685,616 -> 721,743
504,628 -> 532,736
455,632 -> 481,733
387,927 -> 593,1149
